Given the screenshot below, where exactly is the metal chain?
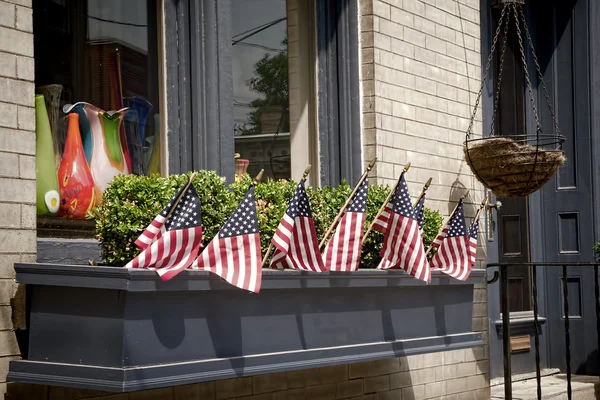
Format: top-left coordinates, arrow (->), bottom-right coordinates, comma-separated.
518,6 -> 562,137
489,9 -> 511,137
512,4 -> 542,138
465,5 -> 509,140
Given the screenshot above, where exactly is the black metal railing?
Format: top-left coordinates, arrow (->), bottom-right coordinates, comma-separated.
486,262 -> 600,400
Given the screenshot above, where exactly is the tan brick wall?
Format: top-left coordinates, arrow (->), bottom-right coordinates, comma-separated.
360,0 -> 490,398
0,0 -> 36,395
6,349 -> 489,399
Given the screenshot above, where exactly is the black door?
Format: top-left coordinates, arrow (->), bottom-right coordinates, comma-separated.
533,0 -> 598,375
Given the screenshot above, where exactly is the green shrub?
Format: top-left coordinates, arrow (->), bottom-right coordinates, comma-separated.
91,171 -> 443,268
594,241 -> 600,262
91,171 -> 235,266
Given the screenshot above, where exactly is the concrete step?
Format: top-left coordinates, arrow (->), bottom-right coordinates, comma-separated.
491,374 -> 600,399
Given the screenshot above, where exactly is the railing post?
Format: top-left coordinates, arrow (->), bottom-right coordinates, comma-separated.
595,264 -> 600,375
501,265 -> 512,399
532,265 -> 541,399
562,265 -> 572,400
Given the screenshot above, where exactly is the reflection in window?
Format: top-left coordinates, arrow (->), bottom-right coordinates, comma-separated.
33,0 -> 160,222
232,0 -> 290,180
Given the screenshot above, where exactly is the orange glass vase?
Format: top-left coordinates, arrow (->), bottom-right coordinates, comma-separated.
57,113 -> 97,218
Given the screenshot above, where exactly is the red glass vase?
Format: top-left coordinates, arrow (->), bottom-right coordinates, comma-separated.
57,113 -> 97,218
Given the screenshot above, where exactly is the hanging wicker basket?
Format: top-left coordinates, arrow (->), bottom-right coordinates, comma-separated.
464,136 -> 565,197
463,2 -> 565,197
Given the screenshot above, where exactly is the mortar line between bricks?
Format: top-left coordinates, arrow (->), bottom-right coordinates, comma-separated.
372,5 -> 480,35
377,25 -> 481,59
0,73 -> 34,83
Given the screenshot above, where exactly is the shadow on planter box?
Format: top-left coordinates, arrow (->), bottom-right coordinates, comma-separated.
8,262 -> 484,392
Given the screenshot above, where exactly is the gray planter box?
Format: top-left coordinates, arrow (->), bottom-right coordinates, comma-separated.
8,263 -> 485,392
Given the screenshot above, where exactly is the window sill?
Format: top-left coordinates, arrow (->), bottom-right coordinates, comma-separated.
10,264 -> 485,392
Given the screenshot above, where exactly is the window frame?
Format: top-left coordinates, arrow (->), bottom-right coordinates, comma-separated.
165,0 -> 362,186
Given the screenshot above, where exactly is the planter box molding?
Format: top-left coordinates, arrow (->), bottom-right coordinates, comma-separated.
9,264 -> 485,392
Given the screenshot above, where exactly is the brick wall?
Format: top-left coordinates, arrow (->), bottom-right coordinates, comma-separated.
6,350 -> 489,400
360,0 -> 490,398
0,0 -> 36,395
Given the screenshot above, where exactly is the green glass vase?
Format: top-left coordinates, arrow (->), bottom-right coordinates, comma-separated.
35,94 -> 60,216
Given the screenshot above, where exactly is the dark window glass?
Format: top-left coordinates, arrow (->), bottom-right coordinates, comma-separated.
232,0 -> 291,180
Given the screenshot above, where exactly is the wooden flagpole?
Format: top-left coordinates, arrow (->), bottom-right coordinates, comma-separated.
362,162 -> 411,243
261,165 -> 312,267
319,157 -> 378,250
253,169 -> 265,185
413,177 -> 433,208
163,171 -> 198,221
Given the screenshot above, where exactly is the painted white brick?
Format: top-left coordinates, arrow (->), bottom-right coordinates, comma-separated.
0,151 -> 19,178
0,77 -> 34,106
380,18 -> 403,39
445,12 -> 463,32
0,203 -> 20,228
436,23 -> 456,43
0,102 -> 17,128
0,229 -> 35,253
374,32 -> 392,51
425,4 -> 446,24
20,204 -> 35,229
15,5 -> 32,32
414,46 -> 436,65
414,15 -> 436,36
0,26 -> 33,57
379,48 -> 404,70
437,82 -> 458,101
373,0 -> 390,19
403,27 -> 426,47
0,127 -> 34,155
390,6 -> 413,28
0,52 -> 16,78
16,55 -> 33,81
425,381 -> 447,398
16,105 -> 34,131
378,97 -> 393,115
405,90 -> 427,108
18,154 -> 34,179
403,0 -> 425,16
425,35 -> 446,54
415,76 -> 436,95
391,37 -> 415,58
416,107 -> 438,125
382,0 -> 402,7
458,2 -> 479,23
392,102 -> 416,120
3,0 -> 31,6
0,2 -> 15,28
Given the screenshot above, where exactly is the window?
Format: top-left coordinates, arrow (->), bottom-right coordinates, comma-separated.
232,0 -> 317,181
33,0 -> 162,232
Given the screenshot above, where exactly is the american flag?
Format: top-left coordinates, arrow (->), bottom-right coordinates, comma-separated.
134,184 -> 188,250
269,180 -> 326,271
125,184 -> 203,282
429,200 -> 478,281
323,180 -> 368,272
190,186 -> 262,293
377,173 -> 430,283
373,187 -> 427,233
430,225 -> 449,252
